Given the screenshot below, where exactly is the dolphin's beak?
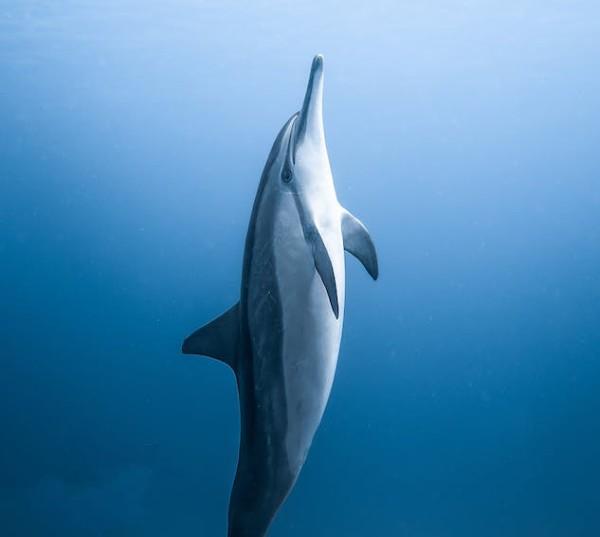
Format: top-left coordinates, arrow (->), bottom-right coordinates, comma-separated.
295,54 -> 325,146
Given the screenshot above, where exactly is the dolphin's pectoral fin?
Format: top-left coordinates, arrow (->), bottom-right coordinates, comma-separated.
341,209 -> 379,280
181,302 -> 239,368
307,228 -> 339,318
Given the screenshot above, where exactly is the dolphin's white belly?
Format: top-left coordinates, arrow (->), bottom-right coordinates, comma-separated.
270,193 -> 345,469
246,186 -> 344,471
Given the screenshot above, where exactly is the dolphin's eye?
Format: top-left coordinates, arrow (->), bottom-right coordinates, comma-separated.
282,167 -> 293,183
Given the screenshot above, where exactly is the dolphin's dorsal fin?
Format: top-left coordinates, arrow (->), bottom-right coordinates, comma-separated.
341,209 -> 379,280
182,302 -> 240,368
307,227 -> 339,319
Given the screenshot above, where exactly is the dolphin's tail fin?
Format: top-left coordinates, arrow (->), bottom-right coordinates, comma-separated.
182,302 -> 240,368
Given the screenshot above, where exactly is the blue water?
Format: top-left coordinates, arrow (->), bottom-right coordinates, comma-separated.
1,2 -> 599,535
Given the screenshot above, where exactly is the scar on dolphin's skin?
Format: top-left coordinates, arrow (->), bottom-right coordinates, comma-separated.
182,55 -> 378,537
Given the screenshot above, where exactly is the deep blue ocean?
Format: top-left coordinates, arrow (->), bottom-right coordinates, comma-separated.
1,2 -> 599,536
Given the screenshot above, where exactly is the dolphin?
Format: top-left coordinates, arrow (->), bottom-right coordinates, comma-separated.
182,55 -> 378,537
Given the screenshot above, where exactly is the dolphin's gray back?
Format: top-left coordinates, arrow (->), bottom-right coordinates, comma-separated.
227,119 -> 296,537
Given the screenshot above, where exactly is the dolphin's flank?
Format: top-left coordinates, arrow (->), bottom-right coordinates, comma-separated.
182,54 -> 378,537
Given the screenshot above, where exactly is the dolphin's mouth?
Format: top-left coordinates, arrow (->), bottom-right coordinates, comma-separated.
295,54 -> 324,145
280,55 -> 324,182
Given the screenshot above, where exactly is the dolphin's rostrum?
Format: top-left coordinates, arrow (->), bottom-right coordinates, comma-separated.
182,55 -> 378,537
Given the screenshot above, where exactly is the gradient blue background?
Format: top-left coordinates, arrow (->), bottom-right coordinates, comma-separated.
1,2 -> 599,535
